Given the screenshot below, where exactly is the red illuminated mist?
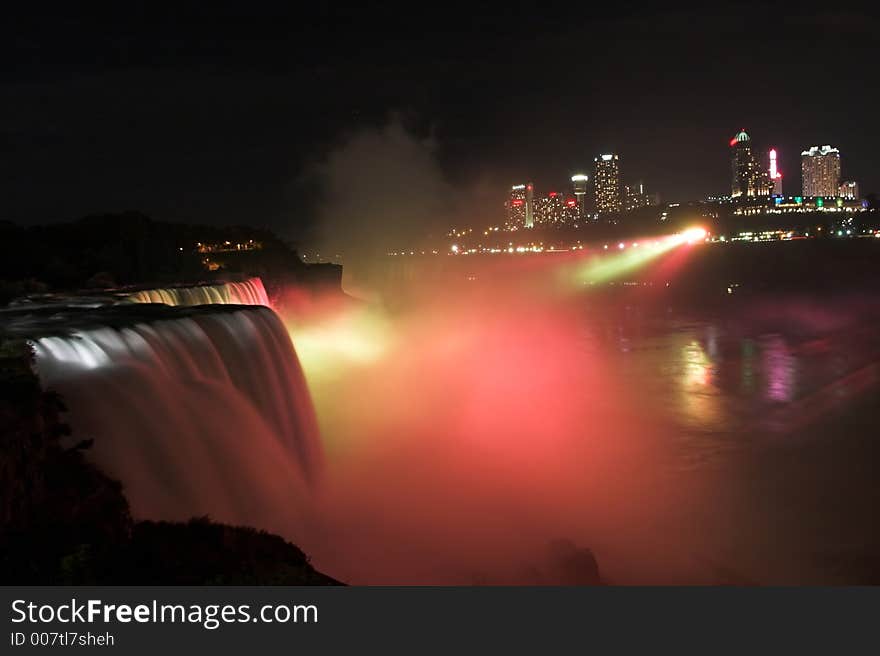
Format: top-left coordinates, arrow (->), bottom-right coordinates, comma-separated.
277,247 -> 718,584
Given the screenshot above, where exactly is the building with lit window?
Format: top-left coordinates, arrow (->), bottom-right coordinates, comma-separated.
623,180 -> 659,212
594,154 -> 621,214
534,191 -> 562,225
839,180 -> 858,199
730,129 -> 773,198
505,183 -> 534,229
533,191 -> 579,226
801,145 -> 841,197
563,195 -> 579,223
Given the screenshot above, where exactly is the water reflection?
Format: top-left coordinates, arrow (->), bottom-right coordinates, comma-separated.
595,310 -> 873,445
761,335 -> 796,403
740,339 -> 756,395
679,338 -> 724,429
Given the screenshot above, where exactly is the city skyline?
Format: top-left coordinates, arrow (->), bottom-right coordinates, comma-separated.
504,128 -> 861,218
2,6 -> 879,241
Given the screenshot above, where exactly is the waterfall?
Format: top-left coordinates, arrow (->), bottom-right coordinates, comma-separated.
27,304 -> 321,533
124,277 -> 269,307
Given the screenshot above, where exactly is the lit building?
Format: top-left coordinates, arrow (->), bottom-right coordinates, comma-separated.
769,148 -> 783,195
563,195 -> 579,223
594,154 -> 621,214
534,191 -> 566,225
505,183 -> 535,229
571,174 -> 589,219
623,180 -> 658,212
801,145 -> 841,197
839,180 -> 858,199
729,129 -> 773,198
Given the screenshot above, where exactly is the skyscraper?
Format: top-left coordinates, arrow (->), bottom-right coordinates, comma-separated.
506,183 -> 535,229
571,174 -> 589,218
729,129 -> 773,198
801,145 -> 841,197
769,148 -> 783,195
594,154 -> 621,214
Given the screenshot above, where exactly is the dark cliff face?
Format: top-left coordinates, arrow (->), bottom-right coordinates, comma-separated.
0,339 -> 340,585
0,339 -> 131,584
113,519 -> 340,585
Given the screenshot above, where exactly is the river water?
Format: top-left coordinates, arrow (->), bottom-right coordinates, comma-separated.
290,255 -> 880,585
578,298 -> 880,583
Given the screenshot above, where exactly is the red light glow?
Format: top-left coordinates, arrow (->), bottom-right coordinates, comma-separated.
277,258 -> 688,584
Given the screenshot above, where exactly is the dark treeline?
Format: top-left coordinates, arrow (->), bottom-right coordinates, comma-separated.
0,212 -> 341,305
1,212 -> 273,285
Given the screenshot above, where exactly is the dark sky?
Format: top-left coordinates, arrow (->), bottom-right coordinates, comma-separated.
2,3 -> 878,241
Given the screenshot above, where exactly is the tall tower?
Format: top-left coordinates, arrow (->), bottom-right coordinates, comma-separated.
801,145 -> 841,197
594,154 -> 621,215
730,130 -> 751,196
729,129 -> 772,198
769,148 -> 783,195
571,174 -> 589,218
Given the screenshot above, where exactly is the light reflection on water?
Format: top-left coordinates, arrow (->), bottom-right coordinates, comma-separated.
761,335 -> 796,403
587,307 -> 878,468
583,304 -> 880,583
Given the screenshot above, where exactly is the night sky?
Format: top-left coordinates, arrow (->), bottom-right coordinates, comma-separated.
2,3 -> 878,242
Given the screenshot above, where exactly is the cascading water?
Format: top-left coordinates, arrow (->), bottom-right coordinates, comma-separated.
124,277 -> 269,307
6,298 -> 321,536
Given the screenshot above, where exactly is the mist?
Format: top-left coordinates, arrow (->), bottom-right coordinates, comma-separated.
307,116 -> 454,258
276,255 -> 725,584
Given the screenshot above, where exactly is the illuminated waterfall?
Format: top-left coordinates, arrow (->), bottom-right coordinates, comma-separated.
30,305 -> 321,533
124,277 -> 269,306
